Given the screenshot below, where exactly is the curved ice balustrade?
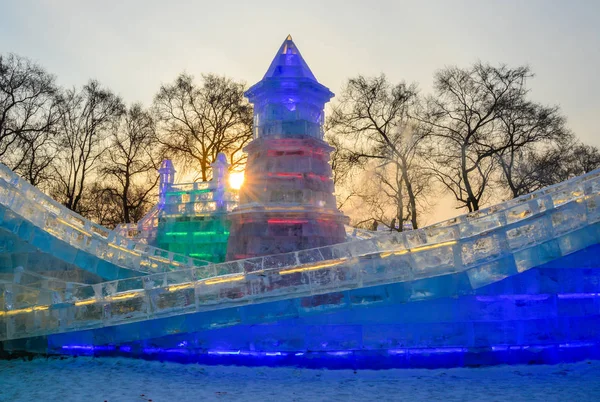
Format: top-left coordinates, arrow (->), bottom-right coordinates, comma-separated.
223,167 -> 600,275
0,270 -> 87,312
0,164 -> 212,277
345,225 -> 380,240
0,157 -> 598,284
0,282 -> 60,310
1,168 -> 598,341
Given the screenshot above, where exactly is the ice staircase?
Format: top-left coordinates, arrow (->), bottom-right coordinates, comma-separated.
0,164 -> 599,367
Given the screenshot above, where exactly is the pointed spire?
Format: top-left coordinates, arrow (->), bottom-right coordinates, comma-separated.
263,35 -> 317,81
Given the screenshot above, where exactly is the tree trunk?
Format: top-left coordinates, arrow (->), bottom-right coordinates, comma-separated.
400,157 -> 418,229
461,146 -> 479,212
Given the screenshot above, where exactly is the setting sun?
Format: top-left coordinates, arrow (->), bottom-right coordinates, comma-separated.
229,171 -> 244,190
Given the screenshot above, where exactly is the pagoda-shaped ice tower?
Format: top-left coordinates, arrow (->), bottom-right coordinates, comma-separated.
226,35 -> 349,260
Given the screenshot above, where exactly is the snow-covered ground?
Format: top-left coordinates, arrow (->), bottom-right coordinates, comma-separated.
1,357 -> 599,401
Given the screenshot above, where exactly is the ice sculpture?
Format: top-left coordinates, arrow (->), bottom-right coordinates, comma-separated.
226,35 -> 349,260
112,155 -> 238,263
0,36 -> 599,369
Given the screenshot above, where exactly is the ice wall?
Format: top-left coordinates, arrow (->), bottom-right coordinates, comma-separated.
45,245 -> 600,368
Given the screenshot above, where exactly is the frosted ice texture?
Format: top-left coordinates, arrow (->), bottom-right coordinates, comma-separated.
0,36 -> 599,348
0,38 -> 599,367
113,205 -> 160,245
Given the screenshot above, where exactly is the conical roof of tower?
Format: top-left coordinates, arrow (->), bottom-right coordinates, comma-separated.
262,35 -> 317,81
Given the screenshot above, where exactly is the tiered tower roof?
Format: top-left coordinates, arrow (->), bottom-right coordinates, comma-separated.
262,34 -> 317,80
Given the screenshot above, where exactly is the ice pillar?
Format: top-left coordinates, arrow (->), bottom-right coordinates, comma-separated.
211,152 -> 230,210
158,159 -> 176,207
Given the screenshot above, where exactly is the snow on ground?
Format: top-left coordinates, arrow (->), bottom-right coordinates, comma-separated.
1,357 -> 599,401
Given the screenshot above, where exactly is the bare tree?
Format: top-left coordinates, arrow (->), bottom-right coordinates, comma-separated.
496,99 -> 568,198
153,73 -> 253,181
100,103 -> 159,224
78,183 -> 122,228
0,53 -> 60,186
328,75 -> 428,230
521,139 -> 600,191
326,133 -> 361,188
569,142 -> 600,175
419,63 -> 535,212
52,80 -> 124,214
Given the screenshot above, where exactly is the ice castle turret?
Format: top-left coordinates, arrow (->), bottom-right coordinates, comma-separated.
158,159 -> 176,207
226,35 -> 349,260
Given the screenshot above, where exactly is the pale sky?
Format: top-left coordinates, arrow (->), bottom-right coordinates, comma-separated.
1,0 -> 598,222
1,0 -> 598,146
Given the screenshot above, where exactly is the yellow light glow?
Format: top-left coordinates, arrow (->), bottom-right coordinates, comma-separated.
105,291 -> 142,302
108,243 -> 141,257
204,275 -> 245,285
381,240 -> 457,259
74,299 -> 97,306
229,172 -> 245,190
56,217 -> 92,237
0,305 -> 49,316
167,283 -> 195,292
279,258 -> 348,275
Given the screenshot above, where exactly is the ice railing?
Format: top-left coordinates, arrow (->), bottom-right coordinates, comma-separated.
113,205 -> 160,241
162,182 -> 239,217
1,168 -> 598,340
3,166 -> 600,303
345,225 -> 380,240
0,268 -> 88,311
0,164 -> 212,275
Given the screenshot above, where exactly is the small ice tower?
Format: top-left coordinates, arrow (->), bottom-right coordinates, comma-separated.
158,159 -> 176,207
226,35 -> 348,260
211,152 -> 230,210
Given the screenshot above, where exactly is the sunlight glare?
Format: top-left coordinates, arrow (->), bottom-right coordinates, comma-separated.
229,172 -> 245,190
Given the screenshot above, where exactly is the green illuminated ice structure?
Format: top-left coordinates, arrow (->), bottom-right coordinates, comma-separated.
155,154 -> 237,263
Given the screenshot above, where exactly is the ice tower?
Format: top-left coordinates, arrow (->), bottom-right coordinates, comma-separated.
226,35 -> 348,260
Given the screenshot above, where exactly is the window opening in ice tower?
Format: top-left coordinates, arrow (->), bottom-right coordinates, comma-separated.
285,97 -> 296,111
